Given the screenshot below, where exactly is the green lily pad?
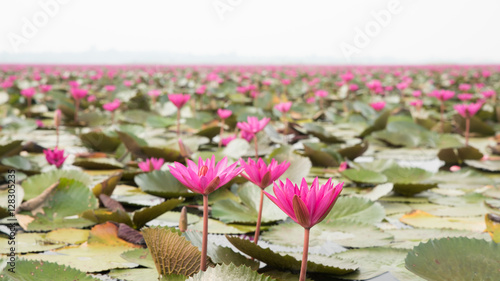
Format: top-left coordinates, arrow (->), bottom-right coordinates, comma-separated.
387,228 -> 491,249
132,197 -> 184,229
22,169 -> 92,200
334,247 -> 423,280
17,178 -> 99,231
81,131 -> 121,152
303,123 -> 344,144
121,248 -> 156,268
454,115 -> 495,136
430,168 -> 493,189
324,196 -> 386,224
0,233 -> 65,254
111,184 -> 165,207
360,110 -> 390,138
211,183 -> 288,224
438,146 -> 483,166
337,141 -> 369,160
405,238 -> 500,281
45,228 -> 90,245
73,157 -> 124,170
0,139 -> 23,158
196,126 -> 221,140
188,263 -> 276,281
465,160 -> 500,172
341,169 -> 387,185
226,235 -> 358,275
141,146 -> 183,162
0,260 -> 100,281
134,170 -> 195,198
262,220 -> 393,248
92,172 -> 122,197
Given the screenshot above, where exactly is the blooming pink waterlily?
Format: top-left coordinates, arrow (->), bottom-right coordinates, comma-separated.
314,90 -> 328,98
429,90 -> 455,101
148,90 -> 161,97
103,99 -> 121,112
349,84 -> 359,91
221,135 -> 237,146
412,90 -> 422,97
274,101 -> 292,113
265,177 -> 343,229
104,85 -> 116,92
454,102 -> 482,118
195,85 -> 207,95
44,148 -> 68,168
168,93 -> 191,109
21,88 -> 36,98
370,101 -> 386,111
71,88 -> 88,100
457,93 -> 473,101
410,99 -> 423,107
40,84 -> 52,93
340,72 -> 354,82
217,109 -> 232,119
169,155 -> 242,195
138,157 -> 165,172
481,90 -> 495,99
123,80 -> 133,87
459,83 -> 471,91
237,116 -> 270,134
239,158 -> 290,189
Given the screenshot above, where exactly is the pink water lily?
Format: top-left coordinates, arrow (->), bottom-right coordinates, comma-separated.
217,108 -> 232,119
169,155 -> 242,195
457,93 -> 473,101
240,158 -> 290,244
21,88 -> 36,98
39,84 -> 52,93
237,116 -> 270,134
370,101 -> 386,111
138,157 -> 164,172
169,155 -> 242,271
71,88 -> 88,100
274,101 -> 292,113
103,99 -> 121,112
265,177 -> 343,281
168,93 -> 191,109
104,85 -> 116,92
221,135 -> 236,146
429,90 -> 455,101
148,89 -> 161,97
44,148 -> 68,168
454,102 -> 482,146
481,90 -> 495,99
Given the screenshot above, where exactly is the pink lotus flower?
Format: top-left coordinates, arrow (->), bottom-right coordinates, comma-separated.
475,83 -> 484,90
44,148 -> 68,168
262,80 -> 272,86
221,135 -> 237,146
123,80 -> 133,87
429,90 -> 455,101
217,109 -> 232,119
39,84 -> 52,93
314,90 -> 328,98
104,85 -> 116,92
195,85 -> 207,95
482,70 -> 491,78
265,177 -> 343,229
168,93 -> 190,109
237,116 -> 270,134
457,93 -> 473,101
148,90 -> 161,97
169,155 -> 242,195
396,82 -> 409,91
349,84 -> 359,91
412,90 -> 422,97
69,80 -> 79,88
138,157 -> 165,172
103,99 -> 121,112
340,72 -> 354,82
71,88 -> 88,100
87,95 -> 97,102
306,97 -> 316,104
410,99 -> 423,107
1,80 -> 13,89
370,101 -> 386,111
21,88 -> 36,98
240,130 -> 255,142
367,79 -> 383,92
237,86 -> 248,94
481,90 -> 495,99
281,79 -> 291,85
274,101 -> 292,113
459,83 -> 471,91
239,158 -> 290,189
338,162 -> 348,172
36,120 -> 44,128
454,102 -> 482,118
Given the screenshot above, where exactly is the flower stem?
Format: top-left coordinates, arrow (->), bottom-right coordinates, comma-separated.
465,117 -> 470,147
27,97 -> 32,118
254,136 -> 258,160
254,189 -> 264,244
74,99 -> 80,123
56,127 -> 59,148
176,109 -> 181,137
299,228 -> 310,281
440,101 -> 445,133
218,119 -> 225,148
201,194 -> 208,271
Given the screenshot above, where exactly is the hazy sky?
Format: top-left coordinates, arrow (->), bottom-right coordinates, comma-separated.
0,0 -> 499,64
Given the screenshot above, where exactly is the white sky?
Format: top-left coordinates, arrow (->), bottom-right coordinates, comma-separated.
0,0 -> 499,64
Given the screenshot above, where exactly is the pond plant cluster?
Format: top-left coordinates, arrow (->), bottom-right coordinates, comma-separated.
0,64 -> 499,280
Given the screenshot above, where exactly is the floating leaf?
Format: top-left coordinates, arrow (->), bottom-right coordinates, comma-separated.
0,260 -> 100,281
0,233 -> 65,254
226,235 -> 358,275
141,146 -> 183,162
135,170 -> 195,198
92,172 -> 122,197
22,169 -> 92,200
121,248 -> 156,268
437,146 -> 483,166
188,263 -> 276,281
400,210 -> 485,231
142,226 -> 201,277
405,238 -> 500,281
360,110 -> 390,138
132,198 -> 184,229
341,169 -> 387,185
81,131 -> 121,152
45,228 -> 90,245
73,157 -> 124,170
324,196 -> 385,224
485,213 -> 500,243
0,140 -> 23,158
111,184 -> 165,207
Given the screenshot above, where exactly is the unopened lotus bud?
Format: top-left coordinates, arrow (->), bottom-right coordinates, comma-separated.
54,109 -> 62,128
179,206 -> 188,232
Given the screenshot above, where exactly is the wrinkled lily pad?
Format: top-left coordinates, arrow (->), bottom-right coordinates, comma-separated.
135,170 -> 195,198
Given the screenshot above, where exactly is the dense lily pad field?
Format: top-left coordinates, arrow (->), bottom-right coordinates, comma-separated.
0,64 -> 500,280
